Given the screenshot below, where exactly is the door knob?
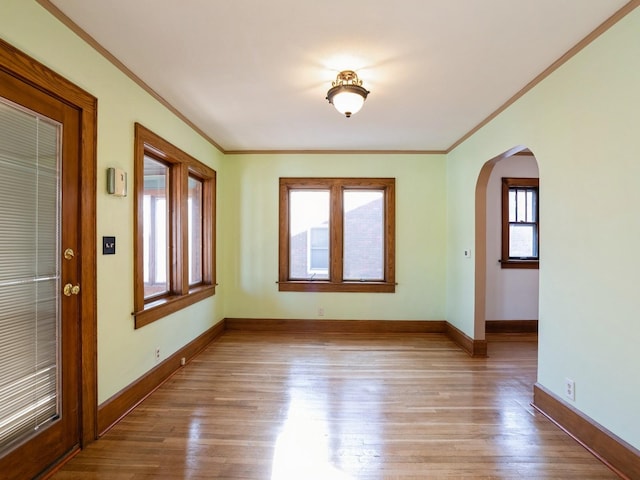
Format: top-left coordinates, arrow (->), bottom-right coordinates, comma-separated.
63,283 -> 80,296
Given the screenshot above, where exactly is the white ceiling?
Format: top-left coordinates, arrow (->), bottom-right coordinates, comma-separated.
47,0 -> 631,152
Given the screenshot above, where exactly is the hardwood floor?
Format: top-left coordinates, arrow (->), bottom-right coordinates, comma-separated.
51,332 -> 618,479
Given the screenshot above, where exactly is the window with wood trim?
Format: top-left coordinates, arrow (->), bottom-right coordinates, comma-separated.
134,123 -> 216,328
501,177 -> 539,269
279,178 -> 395,293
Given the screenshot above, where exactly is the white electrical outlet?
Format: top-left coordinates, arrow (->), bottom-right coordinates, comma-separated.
318,307 -> 325,317
464,249 -> 471,258
155,347 -> 160,362
564,378 -> 575,401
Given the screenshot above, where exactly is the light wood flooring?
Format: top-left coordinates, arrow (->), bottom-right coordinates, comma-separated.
52,332 -> 618,479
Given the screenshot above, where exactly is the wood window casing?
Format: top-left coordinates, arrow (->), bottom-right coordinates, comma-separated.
501,177 -> 539,269
279,177 -> 395,293
133,124 -> 216,328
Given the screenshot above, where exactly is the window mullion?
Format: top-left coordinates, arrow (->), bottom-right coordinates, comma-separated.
173,164 -> 189,295
330,183 -> 343,283
168,163 -> 177,294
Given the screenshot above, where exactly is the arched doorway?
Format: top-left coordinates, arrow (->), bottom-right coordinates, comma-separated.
474,146 -> 540,342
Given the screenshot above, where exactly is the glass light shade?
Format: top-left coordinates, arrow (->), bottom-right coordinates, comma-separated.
326,71 -> 369,118
331,90 -> 365,117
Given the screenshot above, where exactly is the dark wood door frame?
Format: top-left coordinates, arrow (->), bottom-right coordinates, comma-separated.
0,38 -> 98,451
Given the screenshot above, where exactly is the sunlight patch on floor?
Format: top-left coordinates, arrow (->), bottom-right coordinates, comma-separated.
271,388 -> 353,480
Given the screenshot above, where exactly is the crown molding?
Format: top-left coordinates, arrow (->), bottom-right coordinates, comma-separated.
224,149 -> 446,155
446,0 -> 640,153
36,0 -> 639,156
35,0 -> 225,153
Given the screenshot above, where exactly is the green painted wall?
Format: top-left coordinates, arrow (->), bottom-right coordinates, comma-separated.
446,7 -> 640,448
222,153 -> 447,321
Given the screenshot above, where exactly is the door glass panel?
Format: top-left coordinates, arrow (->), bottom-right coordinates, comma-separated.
0,99 -> 60,452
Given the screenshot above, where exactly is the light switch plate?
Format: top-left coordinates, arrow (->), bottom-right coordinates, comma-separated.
103,236 -> 116,255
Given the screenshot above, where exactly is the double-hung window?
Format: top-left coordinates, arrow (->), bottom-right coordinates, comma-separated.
501,177 -> 539,269
134,124 -> 216,328
279,178 -> 395,292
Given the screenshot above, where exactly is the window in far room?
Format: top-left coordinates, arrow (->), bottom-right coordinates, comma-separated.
501,177 -> 539,269
279,177 -> 395,293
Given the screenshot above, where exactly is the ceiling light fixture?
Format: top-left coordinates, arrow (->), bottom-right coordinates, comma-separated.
326,70 -> 370,118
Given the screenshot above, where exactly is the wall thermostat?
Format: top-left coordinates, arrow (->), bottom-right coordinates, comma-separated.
107,167 -> 127,197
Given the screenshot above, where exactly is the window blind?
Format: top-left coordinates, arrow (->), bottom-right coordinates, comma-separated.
0,99 -> 60,452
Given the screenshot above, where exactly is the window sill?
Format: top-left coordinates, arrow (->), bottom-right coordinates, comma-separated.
500,259 -> 539,270
133,284 -> 215,328
278,281 -> 396,293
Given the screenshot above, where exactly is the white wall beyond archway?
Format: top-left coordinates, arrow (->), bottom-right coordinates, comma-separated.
485,154 -> 539,323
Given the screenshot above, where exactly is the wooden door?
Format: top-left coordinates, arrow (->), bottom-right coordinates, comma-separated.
0,67 -> 82,479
